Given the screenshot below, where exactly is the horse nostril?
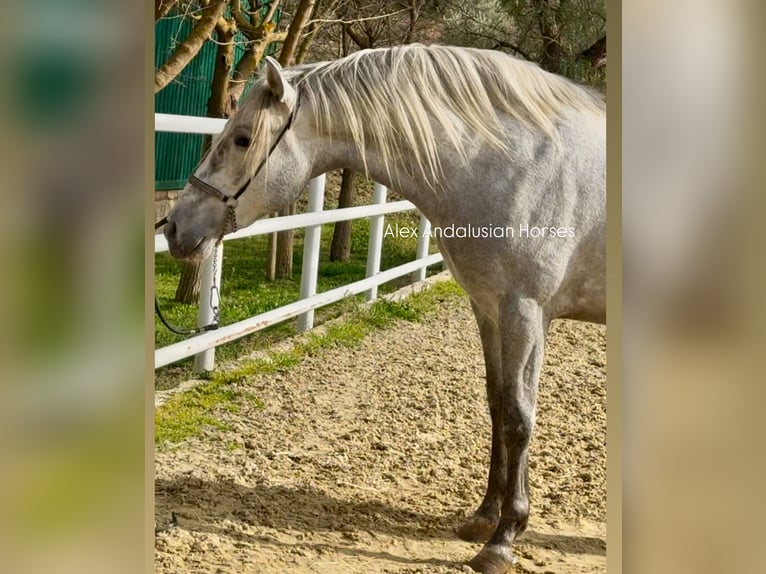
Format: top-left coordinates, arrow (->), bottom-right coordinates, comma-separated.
164,219 -> 176,238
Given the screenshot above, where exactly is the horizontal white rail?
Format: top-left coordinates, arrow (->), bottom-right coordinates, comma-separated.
155,113 -> 227,134
155,200 -> 416,253
155,253 -> 443,368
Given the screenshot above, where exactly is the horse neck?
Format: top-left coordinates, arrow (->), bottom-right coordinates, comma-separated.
307,130 -> 441,220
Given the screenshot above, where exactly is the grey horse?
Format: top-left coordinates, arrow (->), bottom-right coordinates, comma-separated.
163,44 -> 606,573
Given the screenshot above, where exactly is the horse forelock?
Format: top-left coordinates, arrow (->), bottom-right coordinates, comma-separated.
249,44 -> 605,186
236,86 -> 282,176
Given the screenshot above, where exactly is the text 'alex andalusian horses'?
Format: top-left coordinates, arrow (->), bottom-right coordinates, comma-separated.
163,44 -> 606,574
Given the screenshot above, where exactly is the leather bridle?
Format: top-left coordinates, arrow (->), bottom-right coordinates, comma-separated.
155,97 -> 300,235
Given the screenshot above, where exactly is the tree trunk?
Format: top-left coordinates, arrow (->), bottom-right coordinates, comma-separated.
266,220 -> 278,281
154,1 -> 228,93
295,21 -> 319,64
229,31 -> 288,103
208,18 -> 236,117
278,0 -> 316,66
326,19 -> 358,264
275,203 -> 296,279
330,169 -> 356,262
174,260 -> 203,303
294,0 -> 323,65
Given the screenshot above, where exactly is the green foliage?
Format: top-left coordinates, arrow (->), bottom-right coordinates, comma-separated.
442,0 -> 606,89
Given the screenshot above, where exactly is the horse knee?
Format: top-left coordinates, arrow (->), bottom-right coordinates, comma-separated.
507,492 -> 530,523
502,407 -> 533,448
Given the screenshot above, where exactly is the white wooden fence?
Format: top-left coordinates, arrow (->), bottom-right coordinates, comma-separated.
155,114 -> 443,370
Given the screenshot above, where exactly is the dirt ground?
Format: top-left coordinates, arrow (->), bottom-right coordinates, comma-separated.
155,293 -> 606,573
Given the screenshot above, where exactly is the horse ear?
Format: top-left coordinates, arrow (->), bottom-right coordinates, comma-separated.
264,56 -> 294,105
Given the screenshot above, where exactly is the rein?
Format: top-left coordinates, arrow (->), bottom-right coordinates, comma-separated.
154,98 -> 300,337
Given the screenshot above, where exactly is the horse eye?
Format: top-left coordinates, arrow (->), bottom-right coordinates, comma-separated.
234,135 -> 251,148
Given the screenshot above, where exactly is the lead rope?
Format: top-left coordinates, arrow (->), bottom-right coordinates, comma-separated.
208,241 -> 221,327
154,217 -> 221,336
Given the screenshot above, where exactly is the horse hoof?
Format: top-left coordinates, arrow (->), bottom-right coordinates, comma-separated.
456,515 -> 498,543
466,546 -> 516,574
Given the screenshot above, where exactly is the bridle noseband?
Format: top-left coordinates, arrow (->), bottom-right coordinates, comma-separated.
154,96 -> 300,336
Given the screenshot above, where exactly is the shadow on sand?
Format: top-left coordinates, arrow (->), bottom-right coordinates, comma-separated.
156,476 -> 605,559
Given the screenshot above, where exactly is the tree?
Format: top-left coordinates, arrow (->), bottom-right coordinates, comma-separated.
329,168 -> 356,262
442,0 -> 606,88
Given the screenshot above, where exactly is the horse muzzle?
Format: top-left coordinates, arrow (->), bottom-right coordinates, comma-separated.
163,219 -> 214,262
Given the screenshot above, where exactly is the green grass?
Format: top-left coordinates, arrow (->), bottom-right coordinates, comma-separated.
154,378 -> 264,446
155,190 -> 443,389
155,278 -> 465,447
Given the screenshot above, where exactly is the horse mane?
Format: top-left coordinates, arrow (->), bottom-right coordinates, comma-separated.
277,44 -> 605,185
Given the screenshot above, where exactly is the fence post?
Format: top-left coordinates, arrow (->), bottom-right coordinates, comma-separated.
297,174 -> 326,331
192,241 -> 224,372
413,214 -> 431,282
365,182 -> 388,302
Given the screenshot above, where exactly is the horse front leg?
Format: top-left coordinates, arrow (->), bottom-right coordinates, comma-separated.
467,297 -> 545,574
457,300 -> 507,543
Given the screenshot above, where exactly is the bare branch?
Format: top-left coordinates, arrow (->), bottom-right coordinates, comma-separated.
464,31 -> 533,61
228,31 -> 289,102
155,0 -> 180,22
262,0 -> 282,27
154,1 -> 228,93
307,7 -> 408,27
231,0 -> 256,35
402,0 -> 424,44
295,0 -> 324,64
279,0 -> 317,67
344,21 -> 369,49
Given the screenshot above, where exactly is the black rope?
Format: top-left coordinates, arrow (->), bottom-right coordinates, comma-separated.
154,297 -> 218,336
154,217 -> 219,336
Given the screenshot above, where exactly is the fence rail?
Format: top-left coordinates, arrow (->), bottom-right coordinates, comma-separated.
155,114 -> 443,370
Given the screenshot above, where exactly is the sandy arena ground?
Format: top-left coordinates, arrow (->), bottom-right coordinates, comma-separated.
155,292 -> 606,573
